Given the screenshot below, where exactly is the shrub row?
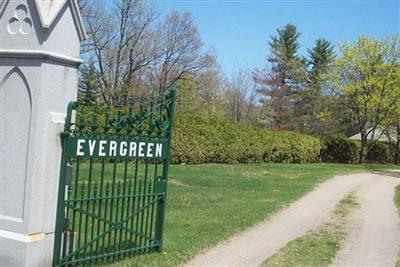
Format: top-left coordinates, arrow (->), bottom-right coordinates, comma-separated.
171,116 -> 322,164
320,135 -> 360,163
367,141 -> 392,163
319,135 -> 394,164
171,117 -> 395,164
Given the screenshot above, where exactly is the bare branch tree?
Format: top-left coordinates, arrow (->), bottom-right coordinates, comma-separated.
225,69 -> 255,123
196,58 -> 225,115
81,0 -> 157,105
147,11 -> 212,95
245,79 -> 258,122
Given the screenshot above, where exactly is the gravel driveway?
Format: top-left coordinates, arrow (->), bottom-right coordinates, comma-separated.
184,172 -> 400,267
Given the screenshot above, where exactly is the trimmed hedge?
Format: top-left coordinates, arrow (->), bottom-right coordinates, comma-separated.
320,136 -> 394,164
171,116 -> 322,164
367,141 -> 391,163
320,135 -> 360,163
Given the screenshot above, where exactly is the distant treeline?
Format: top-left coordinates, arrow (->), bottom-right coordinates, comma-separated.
77,0 -> 400,163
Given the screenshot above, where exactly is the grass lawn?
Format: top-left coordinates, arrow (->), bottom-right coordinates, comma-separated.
395,184 -> 400,210
262,194 -> 358,267
394,184 -> 400,267
106,163 -> 396,267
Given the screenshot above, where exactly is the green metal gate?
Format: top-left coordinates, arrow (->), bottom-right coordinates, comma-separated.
53,90 -> 175,266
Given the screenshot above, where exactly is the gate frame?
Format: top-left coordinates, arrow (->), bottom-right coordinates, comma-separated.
52,89 -> 176,266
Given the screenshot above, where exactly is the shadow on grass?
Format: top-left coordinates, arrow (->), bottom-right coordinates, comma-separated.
360,164 -> 400,172
370,171 -> 400,178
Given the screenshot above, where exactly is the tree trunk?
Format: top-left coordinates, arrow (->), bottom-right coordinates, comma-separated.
395,124 -> 400,165
359,128 -> 368,163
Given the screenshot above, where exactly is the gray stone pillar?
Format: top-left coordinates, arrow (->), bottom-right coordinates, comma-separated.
0,0 -> 85,265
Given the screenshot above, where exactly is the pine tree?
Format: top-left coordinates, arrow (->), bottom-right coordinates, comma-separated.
308,39 -> 335,85
254,23 -> 305,130
78,64 -> 102,105
268,23 -> 302,84
295,39 -> 336,134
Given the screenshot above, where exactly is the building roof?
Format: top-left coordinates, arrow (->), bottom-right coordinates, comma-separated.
349,128 -> 397,142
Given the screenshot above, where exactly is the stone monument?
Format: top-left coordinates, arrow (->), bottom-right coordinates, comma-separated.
0,0 -> 85,265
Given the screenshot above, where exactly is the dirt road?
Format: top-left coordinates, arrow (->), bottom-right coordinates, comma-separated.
184,173 -> 399,267
331,173 -> 399,267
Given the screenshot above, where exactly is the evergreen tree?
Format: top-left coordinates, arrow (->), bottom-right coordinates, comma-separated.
308,39 -> 335,85
295,39 -> 336,134
254,23 -> 305,130
78,64 -> 102,105
268,23 -> 302,84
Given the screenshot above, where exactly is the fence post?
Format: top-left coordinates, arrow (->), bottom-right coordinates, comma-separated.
154,178 -> 167,250
0,0 -> 85,265
154,89 -> 176,251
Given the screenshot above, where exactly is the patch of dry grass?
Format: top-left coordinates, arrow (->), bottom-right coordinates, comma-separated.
262,194 -> 359,267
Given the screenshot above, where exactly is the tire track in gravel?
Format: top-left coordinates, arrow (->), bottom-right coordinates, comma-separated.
331,173 -> 400,267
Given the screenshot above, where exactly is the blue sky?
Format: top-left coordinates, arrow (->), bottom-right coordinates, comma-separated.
156,0 -> 400,76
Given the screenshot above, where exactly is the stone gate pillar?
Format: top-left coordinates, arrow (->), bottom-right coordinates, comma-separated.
0,0 -> 85,265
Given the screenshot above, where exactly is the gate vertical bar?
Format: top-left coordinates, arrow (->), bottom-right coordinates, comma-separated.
154,90 -> 176,251
53,103 -> 75,267
52,134 -> 68,267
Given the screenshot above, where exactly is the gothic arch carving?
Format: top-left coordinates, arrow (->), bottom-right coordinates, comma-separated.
0,66 -> 32,221
0,66 -> 32,101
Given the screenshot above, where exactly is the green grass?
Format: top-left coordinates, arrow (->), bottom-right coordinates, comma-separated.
394,184 -> 400,267
394,184 -> 400,210
262,194 -> 358,267
103,163 -> 397,267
